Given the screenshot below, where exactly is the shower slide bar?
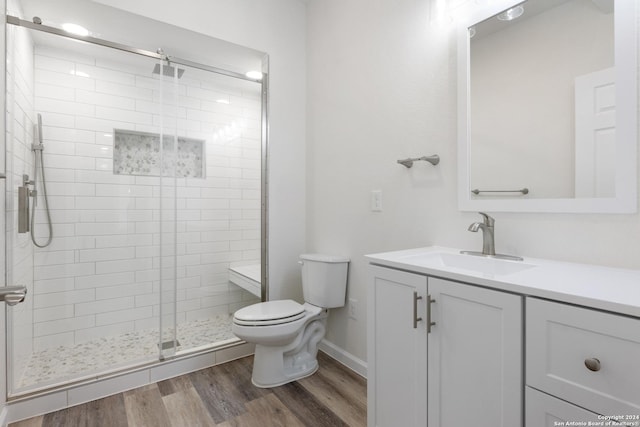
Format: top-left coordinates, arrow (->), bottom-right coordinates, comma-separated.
6,15 -> 264,83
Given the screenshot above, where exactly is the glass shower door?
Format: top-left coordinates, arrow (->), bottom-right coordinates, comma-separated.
157,61 -> 264,357
4,25 -> 177,394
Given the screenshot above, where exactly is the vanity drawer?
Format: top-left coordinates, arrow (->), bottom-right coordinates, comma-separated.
526,387 -> 630,427
527,387 -> 608,426
526,298 -> 640,417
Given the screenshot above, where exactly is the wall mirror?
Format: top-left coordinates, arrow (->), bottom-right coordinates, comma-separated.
457,0 -> 638,213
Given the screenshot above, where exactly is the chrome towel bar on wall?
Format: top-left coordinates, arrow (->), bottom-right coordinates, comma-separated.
471,188 -> 529,195
397,155 -> 440,168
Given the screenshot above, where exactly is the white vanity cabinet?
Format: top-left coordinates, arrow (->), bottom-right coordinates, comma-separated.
367,265 -> 523,427
367,246 -> 640,427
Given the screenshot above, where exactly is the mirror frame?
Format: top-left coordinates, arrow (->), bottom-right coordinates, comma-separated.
457,0 -> 638,213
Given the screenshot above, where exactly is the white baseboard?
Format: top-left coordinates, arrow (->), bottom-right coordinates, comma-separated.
319,339 -> 367,378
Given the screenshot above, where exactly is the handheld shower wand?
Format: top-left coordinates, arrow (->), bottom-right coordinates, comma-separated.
29,113 -> 53,247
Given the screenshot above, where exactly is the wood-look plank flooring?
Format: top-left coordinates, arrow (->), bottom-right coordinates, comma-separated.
10,352 -> 367,427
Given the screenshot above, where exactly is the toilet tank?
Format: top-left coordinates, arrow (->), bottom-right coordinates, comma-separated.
300,254 -> 350,308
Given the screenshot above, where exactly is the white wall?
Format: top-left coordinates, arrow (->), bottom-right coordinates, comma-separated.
307,0 -> 640,365
92,0 -> 308,302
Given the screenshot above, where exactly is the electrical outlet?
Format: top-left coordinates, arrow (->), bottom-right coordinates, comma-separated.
370,190 -> 382,212
348,298 -> 358,320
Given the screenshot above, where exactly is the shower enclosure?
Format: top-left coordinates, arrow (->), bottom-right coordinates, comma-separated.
4,0 -> 266,397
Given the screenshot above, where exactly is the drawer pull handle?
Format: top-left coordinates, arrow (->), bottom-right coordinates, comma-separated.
584,358 -> 601,372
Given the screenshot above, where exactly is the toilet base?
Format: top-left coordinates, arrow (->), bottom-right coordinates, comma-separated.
251,346 -> 319,388
250,316 -> 327,388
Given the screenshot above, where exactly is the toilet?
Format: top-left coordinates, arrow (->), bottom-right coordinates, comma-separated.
232,254 -> 349,388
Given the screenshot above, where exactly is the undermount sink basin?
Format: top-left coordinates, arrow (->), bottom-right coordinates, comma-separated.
400,251 -> 537,276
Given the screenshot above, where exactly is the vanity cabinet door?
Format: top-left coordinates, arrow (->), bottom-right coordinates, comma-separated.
368,265 -> 428,427
427,277 -> 523,427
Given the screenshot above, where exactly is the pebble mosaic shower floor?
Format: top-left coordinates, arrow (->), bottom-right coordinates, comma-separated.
18,314 -> 236,389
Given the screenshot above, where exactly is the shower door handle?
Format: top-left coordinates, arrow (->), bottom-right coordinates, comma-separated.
0,286 -> 27,306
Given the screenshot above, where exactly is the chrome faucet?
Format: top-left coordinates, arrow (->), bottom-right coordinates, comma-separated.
467,212 -> 495,256
461,212 -> 524,261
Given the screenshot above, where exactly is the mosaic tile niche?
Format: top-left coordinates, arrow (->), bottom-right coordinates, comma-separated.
114,129 -> 205,178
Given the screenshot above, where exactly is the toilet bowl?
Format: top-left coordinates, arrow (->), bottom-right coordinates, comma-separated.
232,254 -> 349,388
233,300 -> 327,387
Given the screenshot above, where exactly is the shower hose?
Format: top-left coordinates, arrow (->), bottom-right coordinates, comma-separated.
31,114 -> 53,248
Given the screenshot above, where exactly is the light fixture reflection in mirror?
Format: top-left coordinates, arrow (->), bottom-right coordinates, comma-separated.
457,0 -> 637,213
496,5 -> 524,21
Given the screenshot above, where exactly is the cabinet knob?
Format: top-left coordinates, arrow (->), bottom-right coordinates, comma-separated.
584,357 -> 601,372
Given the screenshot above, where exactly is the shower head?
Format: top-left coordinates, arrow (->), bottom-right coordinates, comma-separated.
152,63 -> 185,79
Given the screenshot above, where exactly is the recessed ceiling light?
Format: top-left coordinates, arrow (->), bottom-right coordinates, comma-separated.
245,70 -> 263,80
62,23 -> 90,37
497,5 -> 524,21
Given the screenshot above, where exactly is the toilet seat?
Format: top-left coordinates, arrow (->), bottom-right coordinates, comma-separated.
234,300 -> 306,326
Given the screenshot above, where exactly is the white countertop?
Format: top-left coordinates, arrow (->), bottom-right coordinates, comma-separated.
365,246 -> 640,317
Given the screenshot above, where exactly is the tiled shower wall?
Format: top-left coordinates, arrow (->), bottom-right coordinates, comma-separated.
30,45 -> 261,351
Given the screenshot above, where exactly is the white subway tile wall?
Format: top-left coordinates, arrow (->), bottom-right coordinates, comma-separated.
26,45 -> 261,356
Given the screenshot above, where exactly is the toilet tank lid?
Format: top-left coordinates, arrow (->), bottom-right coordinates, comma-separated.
300,254 -> 350,263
